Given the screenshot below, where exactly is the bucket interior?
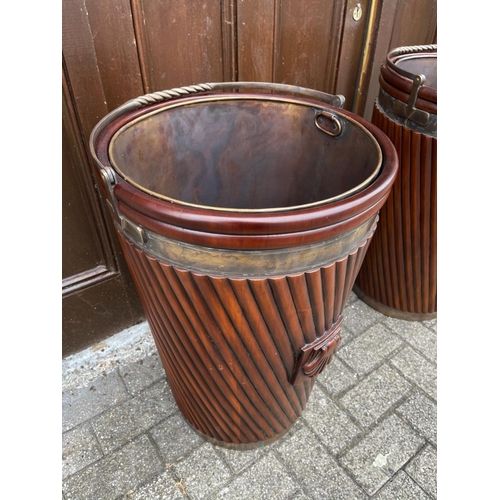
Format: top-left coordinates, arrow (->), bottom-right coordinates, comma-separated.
109,97 -> 382,211
395,55 -> 437,89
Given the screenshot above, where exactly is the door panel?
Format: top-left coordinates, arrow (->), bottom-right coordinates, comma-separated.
84,0 -> 144,111
336,0 -> 372,110
62,124 -> 104,282
62,65 -> 144,357
136,0 -> 226,90
236,0 -> 275,82
275,0 -> 340,91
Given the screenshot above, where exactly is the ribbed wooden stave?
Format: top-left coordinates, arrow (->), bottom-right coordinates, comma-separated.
124,248 -> 224,439
355,105 -> 437,317
246,278 -> 308,409
125,242 -> 252,442
124,236 -> 270,441
117,231 -> 373,447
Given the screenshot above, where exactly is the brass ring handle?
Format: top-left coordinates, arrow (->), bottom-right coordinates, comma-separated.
314,110 -> 343,137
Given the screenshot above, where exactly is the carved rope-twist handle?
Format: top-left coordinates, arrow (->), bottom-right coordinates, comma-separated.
131,81 -> 345,109
132,83 -> 214,107
388,44 -> 437,60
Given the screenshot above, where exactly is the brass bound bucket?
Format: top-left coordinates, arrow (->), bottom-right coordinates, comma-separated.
355,45 -> 437,320
90,82 -> 398,448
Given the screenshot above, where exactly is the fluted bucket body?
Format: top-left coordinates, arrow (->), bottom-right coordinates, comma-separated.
90,83 -> 398,448
354,45 -> 437,320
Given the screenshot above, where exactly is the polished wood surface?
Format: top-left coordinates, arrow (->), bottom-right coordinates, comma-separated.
90,83 -> 399,446
355,104 -> 437,317
355,43 -> 437,318
118,230 -> 373,446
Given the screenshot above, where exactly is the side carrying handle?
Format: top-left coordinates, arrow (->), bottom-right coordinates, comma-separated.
314,110 -> 343,137
99,166 -> 148,244
289,315 -> 343,385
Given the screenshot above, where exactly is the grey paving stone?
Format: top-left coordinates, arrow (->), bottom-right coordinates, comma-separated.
339,364 -> 412,428
275,425 -> 368,500
405,445 -> 437,499
62,423 -> 102,479
119,352 -> 166,395
215,444 -> 268,474
390,347 -> 437,400
286,492 -> 312,500
383,317 -> 437,363
339,414 -> 425,496
422,319 -> 437,333
337,323 -> 404,375
301,386 -> 361,455
373,471 -> 431,500
92,379 -> 177,453
62,435 -> 163,500
62,312 -> 437,500
342,300 -> 384,336
62,322 -> 155,393
267,419 -> 306,451
150,412 -> 204,463
339,324 -> 356,346
396,390 -> 437,446
347,291 -> 359,306
317,356 -> 358,398
213,453 -> 300,500
172,444 -> 232,500
62,371 -> 130,432
123,470 -> 186,499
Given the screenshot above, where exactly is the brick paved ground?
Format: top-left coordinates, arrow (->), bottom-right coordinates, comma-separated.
62,292 -> 437,500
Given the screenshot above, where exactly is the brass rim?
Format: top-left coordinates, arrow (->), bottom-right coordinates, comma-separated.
108,94 -> 383,213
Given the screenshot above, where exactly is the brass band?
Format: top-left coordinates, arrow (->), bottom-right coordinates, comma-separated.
376,88 -> 437,136
115,213 -> 378,278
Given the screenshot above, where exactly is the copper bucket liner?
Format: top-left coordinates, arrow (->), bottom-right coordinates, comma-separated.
354,45 -> 437,320
90,82 -> 398,448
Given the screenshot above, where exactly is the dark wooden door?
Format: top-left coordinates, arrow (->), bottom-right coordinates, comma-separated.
62,0 -> 436,357
62,72 -> 145,356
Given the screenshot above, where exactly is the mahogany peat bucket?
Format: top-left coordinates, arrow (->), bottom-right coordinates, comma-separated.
90,82 -> 398,449
354,45 -> 437,320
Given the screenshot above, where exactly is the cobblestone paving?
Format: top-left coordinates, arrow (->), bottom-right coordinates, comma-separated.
62,292 -> 437,500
